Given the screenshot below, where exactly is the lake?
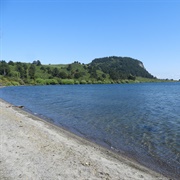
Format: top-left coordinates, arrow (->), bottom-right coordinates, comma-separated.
0,83 -> 179,179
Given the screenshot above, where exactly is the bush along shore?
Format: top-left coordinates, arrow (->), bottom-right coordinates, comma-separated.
0,56 -> 177,86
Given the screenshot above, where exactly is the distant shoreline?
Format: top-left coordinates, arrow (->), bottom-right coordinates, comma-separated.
1,57 -> 179,86
0,79 -> 179,88
0,98 -> 169,179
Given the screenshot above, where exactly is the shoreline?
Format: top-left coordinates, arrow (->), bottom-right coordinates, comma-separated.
0,98 -> 169,179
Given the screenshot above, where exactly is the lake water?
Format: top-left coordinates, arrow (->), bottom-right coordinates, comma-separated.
0,83 -> 180,179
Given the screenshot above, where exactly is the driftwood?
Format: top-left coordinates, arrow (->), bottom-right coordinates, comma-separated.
7,105 -> 24,109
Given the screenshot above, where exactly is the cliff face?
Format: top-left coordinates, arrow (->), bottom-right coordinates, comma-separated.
138,62 -> 145,69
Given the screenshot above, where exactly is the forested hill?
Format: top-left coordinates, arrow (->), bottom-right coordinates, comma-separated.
0,56 -> 155,86
90,56 -> 154,79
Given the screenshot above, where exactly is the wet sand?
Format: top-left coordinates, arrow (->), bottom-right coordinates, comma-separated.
0,99 -> 168,179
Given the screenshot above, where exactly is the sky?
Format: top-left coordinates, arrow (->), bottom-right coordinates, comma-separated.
0,0 -> 180,80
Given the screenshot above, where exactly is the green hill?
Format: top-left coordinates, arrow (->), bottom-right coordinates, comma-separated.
0,56 -> 157,86
90,56 -> 154,80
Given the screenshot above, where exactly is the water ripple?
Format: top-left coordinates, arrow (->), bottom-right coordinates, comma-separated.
0,83 -> 180,179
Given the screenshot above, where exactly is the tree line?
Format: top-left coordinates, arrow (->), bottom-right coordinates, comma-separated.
0,57 -> 155,86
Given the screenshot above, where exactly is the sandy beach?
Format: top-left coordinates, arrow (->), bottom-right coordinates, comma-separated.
0,99 -> 169,180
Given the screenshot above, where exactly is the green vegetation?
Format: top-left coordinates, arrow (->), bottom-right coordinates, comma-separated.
0,57 -> 176,86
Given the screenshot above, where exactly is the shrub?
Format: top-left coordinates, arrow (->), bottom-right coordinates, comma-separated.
6,82 -> 13,86
74,80 -> 80,84
11,81 -> 20,86
45,79 -> 58,85
60,79 -> 74,85
80,80 -> 87,84
35,78 -> 46,85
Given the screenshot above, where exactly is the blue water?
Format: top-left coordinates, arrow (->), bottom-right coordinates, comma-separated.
0,83 -> 180,179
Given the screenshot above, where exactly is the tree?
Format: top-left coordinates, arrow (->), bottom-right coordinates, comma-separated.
109,71 -> 119,80
52,68 -> 60,77
16,62 -> 24,78
74,72 -> 83,79
29,64 -> 36,79
102,74 -> 106,79
0,60 -> 10,76
22,63 -> 28,78
46,67 -> 52,74
128,74 -> 136,81
36,60 -> 41,66
8,60 -> 14,66
40,66 -> 46,72
32,60 -> 41,66
67,64 -> 72,71
59,71 -> 67,79
90,70 -> 98,79
15,62 -> 28,79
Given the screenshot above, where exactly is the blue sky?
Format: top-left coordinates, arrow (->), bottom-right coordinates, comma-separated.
1,0 -> 180,80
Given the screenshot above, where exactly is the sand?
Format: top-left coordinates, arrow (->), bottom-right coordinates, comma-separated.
0,99 -> 169,180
